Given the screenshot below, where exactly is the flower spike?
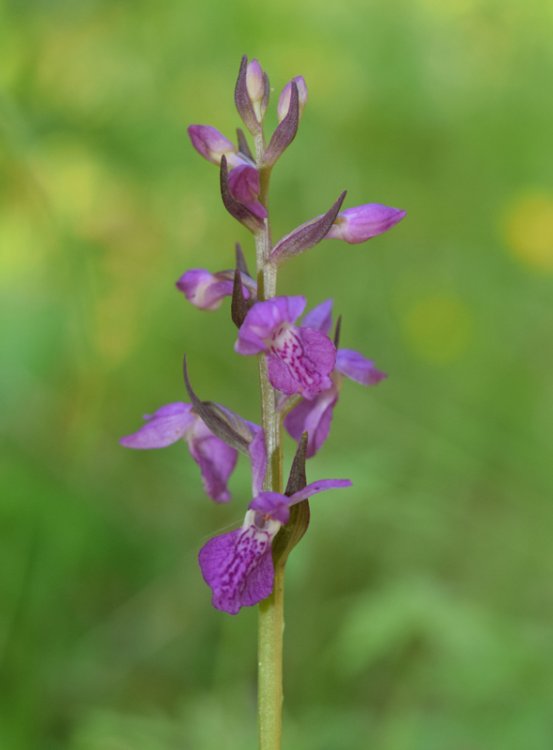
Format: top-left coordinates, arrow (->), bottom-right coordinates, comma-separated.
270,191 -> 347,263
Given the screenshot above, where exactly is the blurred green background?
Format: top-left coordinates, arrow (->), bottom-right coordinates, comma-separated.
1,0 -> 552,748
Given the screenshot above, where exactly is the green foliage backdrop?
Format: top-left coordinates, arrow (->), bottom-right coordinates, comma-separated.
1,0 -> 552,747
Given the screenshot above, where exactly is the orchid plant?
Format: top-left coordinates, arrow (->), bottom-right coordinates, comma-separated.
121,56 -> 405,749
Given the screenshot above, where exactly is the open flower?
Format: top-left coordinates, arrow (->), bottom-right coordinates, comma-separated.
120,402 -> 240,503
284,301 -> 386,456
199,479 -> 351,614
235,296 -> 336,399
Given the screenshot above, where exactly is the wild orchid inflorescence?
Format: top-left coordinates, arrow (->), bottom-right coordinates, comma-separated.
121,56 -> 405,616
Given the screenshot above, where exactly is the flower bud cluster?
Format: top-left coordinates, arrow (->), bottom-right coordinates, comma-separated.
121,56 -> 405,614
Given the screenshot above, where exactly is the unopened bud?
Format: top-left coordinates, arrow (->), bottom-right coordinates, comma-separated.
277,76 -> 308,123
187,125 -> 243,167
326,204 -> 406,243
246,59 -> 269,123
228,165 -> 267,220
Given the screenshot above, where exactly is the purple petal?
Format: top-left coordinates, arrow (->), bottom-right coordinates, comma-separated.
267,355 -> 300,396
268,326 -> 336,399
235,296 -> 307,355
176,269 -> 233,310
336,349 -> 388,386
228,164 -> 259,202
289,478 -> 352,505
177,269 -> 253,311
187,421 -> 238,503
283,387 -> 338,457
249,492 -> 290,525
228,165 -> 268,220
220,156 -> 265,233
120,402 -> 195,449
187,125 -> 243,167
270,192 -> 346,263
301,299 -> 333,334
198,521 -> 276,614
326,204 -> 406,244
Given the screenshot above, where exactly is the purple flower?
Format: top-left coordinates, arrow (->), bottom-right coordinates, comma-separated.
199,479 -> 352,614
277,76 -> 308,123
235,296 -> 336,399
283,301 -> 387,456
228,165 -> 267,220
326,204 -> 406,244
120,402 -> 238,503
176,268 -> 255,311
187,125 -> 246,168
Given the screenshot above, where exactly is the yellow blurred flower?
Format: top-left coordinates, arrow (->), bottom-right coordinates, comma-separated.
502,191 -> 553,272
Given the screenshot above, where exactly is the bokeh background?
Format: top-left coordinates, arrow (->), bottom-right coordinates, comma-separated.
2,0 -> 552,747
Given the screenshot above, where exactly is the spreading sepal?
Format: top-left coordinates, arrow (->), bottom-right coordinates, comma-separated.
120,402 -> 237,503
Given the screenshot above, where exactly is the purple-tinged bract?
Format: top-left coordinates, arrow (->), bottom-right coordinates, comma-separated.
277,76 -> 308,123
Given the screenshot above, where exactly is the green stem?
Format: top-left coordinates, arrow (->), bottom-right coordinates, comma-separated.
254,130 -> 284,750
